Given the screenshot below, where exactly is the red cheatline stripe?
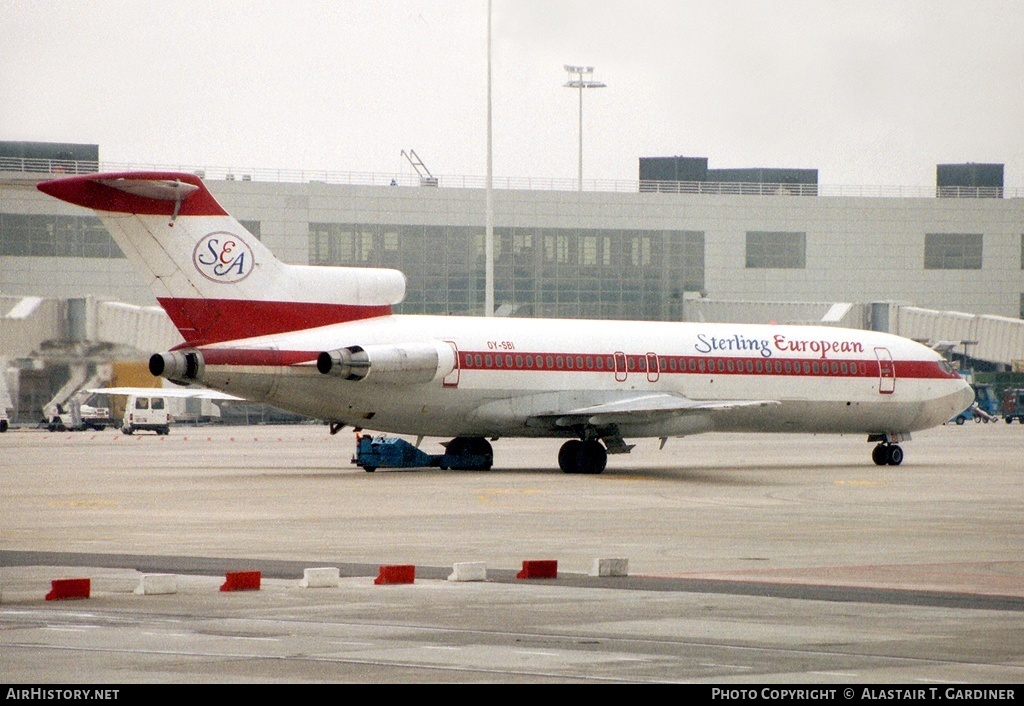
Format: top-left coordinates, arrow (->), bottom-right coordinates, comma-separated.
191,344 -> 954,382
455,351 -> 955,381
160,298 -> 392,347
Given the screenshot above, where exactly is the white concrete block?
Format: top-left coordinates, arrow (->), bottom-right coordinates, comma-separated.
447,561 -> 487,582
590,558 -> 629,577
299,567 -> 340,588
134,574 -> 177,595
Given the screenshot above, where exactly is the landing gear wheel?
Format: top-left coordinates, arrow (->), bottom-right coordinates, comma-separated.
872,443 -> 903,466
558,439 -> 607,474
886,444 -> 903,466
579,440 -> 607,474
558,440 -> 583,473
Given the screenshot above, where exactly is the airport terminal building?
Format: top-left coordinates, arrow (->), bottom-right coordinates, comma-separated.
1,143 -> 1023,421
2,147 -> 1022,322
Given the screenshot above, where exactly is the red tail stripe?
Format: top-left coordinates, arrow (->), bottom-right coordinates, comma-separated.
200,349 -> 318,367
160,298 -> 392,346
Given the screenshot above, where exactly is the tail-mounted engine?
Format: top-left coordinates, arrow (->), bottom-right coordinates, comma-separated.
149,350 -> 204,384
317,342 -> 455,385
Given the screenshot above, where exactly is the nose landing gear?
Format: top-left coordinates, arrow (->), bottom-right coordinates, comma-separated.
871,443 -> 904,466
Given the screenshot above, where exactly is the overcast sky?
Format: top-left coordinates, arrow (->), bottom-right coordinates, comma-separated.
3,1 -> 1023,189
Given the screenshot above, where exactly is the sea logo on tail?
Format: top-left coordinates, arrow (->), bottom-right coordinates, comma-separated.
192,232 -> 255,283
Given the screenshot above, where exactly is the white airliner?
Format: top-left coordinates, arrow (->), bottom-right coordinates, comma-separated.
39,171 -> 973,473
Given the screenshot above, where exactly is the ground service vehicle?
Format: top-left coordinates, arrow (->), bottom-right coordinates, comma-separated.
1003,389 -> 1024,424
122,394 -> 171,435
46,401 -> 112,431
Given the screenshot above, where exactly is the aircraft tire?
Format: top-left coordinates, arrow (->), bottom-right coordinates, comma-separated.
955,416 -> 966,425
0,419 -> 7,432
579,440 -> 607,475
871,444 -> 888,466
558,440 -> 584,473
886,444 -> 904,466
558,439 -> 606,474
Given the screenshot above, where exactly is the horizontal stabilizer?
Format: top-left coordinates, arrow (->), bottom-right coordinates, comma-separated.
97,177 -> 199,202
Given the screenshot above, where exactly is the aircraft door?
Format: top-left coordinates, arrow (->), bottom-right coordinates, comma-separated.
875,347 -> 895,394
646,353 -> 660,383
614,352 -> 627,382
443,341 -> 460,388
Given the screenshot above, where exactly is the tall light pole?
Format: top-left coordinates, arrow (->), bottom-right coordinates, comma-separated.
563,65 -> 605,192
485,0 -> 494,317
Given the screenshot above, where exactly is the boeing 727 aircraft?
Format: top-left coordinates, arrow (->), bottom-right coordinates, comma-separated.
39,172 -> 973,473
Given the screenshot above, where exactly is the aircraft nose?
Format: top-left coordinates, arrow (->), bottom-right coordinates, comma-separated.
955,380 -> 975,414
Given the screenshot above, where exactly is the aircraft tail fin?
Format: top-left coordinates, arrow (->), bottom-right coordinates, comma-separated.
38,172 -> 405,346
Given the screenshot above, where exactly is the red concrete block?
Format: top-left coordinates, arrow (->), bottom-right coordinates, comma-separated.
45,578 -> 91,601
374,564 -> 415,585
517,560 -> 558,579
220,570 -> 261,592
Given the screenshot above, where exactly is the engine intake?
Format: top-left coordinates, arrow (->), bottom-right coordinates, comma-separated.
317,342 -> 454,385
149,350 -> 204,383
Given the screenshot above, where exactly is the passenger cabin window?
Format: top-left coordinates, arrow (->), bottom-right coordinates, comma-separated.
152,398 -> 164,409
136,398 -> 149,410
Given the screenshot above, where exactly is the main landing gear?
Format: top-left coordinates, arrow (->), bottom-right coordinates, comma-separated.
871,443 -> 904,466
558,439 -> 608,474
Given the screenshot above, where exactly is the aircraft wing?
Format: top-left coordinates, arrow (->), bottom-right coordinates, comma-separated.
535,392 -> 779,427
87,387 -> 245,401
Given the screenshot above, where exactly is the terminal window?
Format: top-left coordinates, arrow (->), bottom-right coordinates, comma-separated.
924,233 -> 982,270
0,213 -> 123,258
745,231 -> 806,269
309,222 -> 704,320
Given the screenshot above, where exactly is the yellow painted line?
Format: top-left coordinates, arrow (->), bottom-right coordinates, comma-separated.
48,500 -> 118,507
476,489 -> 542,504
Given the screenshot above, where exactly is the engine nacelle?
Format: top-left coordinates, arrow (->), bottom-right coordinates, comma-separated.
317,342 -> 454,385
149,350 -> 205,384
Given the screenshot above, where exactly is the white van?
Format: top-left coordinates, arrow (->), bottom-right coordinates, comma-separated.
122,395 -> 171,435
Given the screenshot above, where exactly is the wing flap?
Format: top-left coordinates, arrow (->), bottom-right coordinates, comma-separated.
537,392 -> 779,426
87,387 -> 244,400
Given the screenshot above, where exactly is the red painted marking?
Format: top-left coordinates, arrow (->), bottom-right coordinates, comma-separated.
37,171 -> 227,216
45,578 -> 90,601
374,565 -> 415,585
456,351 -> 955,381
160,297 -> 391,346
220,571 -> 261,592
517,560 -> 558,579
198,348 -> 319,367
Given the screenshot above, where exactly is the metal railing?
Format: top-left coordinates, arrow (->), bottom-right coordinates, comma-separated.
1,156 -> 1018,199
